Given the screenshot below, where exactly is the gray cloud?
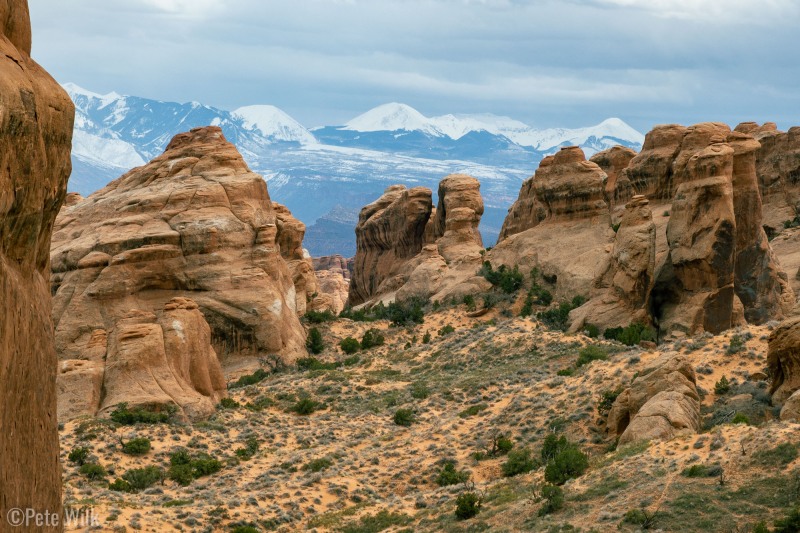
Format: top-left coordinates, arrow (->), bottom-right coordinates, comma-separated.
28,0 -> 800,131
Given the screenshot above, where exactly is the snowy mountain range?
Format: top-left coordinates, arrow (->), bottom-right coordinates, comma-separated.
64,84 -> 644,256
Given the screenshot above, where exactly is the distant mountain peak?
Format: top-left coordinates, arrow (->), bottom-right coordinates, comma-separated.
62,82 -> 122,107
233,105 -> 316,145
344,103 -> 437,134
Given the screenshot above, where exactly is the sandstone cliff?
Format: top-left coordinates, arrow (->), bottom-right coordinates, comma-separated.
492,146 -> 614,300
590,145 -> 636,220
51,127 -> 307,421
0,0 -> 74,527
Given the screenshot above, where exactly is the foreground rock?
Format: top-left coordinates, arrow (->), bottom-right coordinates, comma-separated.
51,126 -> 307,414
0,1 -> 74,526
569,195 -> 655,332
608,354 -> 701,444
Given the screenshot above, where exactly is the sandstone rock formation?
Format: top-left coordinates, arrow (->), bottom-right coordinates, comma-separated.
51,126 -> 307,396
608,354 -> 701,444
727,131 -> 795,323
650,140 -> 738,336
568,195 -> 655,332
348,185 -> 433,306
58,298 -> 227,422
273,202 -> 331,315
590,145 -> 636,218
493,146 -> 614,300
767,316 -> 800,407
739,122 -> 800,229
348,175 -> 491,306
312,254 -> 352,314
431,174 -> 484,261
1,0 -> 74,526
622,124 -> 687,200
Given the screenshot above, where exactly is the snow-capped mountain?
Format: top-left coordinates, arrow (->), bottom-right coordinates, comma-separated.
64,84 -> 644,255
233,105 -> 317,145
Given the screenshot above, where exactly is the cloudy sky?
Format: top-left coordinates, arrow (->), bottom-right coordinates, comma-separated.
29,0 -> 800,132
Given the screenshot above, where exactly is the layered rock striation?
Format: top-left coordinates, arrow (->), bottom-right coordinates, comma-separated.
0,0 -> 74,527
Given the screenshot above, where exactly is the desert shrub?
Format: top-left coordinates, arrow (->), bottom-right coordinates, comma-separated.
732,412 -> 751,425
121,437 -> 151,456
110,466 -> 164,493
234,437 -> 260,461
304,457 -> 333,473
622,508 -> 659,528
228,368 -> 270,389
455,491 -> 482,520
538,483 -> 565,516
538,296 -> 586,331
218,397 -> 239,409
541,435 -> 589,485
109,402 -> 173,425
502,448 -> 538,477
541,434 -> 570,462
381,297 -> 426,326
292,397 -> 320,415
422,332 -> 432,344
715,375 -> 731,395
410,381 -> 430,399
603,322 -> 656,345
338,306 -> 373,322
231,527 -> 259,533
340,510 -> 411,533
306,327 -> 325,354
774,507 -> 800,533
393,408 -> 415,427
576,345 -> 608,367
493,435 -> 514,455
79,463 -> 106,481
557,368 -> 574,377
478,261 -> 524,293
753,442 -> 799,467
436,461 -> 470,486
304,309 -> 336,323
597,388 -> 622,416
339,337 -> 360,354
726,334 -> 746,355
463,294 -> 476,311
752,521 -> 770,533
168,449 -> 222,486
296,356 -> 339,371
438,324 -> 456,336
681,464 -> 723,478
360,328 -> 385,350
68,446 -> 90,466
584,323 -> 600,338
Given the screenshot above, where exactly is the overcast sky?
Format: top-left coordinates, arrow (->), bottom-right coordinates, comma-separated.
28,0 -> 800,132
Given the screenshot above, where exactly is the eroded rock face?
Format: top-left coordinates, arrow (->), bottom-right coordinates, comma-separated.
568,195 -> 655,332
273,202 -> 329,315
348,185 -> 433,306
62,297 -> 227,422
51,126 -> 307,377
622,124 -> 687,200
432,174 -> 484,262
727,132 -> 794,323
608,354 -> 701,445
767,316 -> 800,406
590,145 -> 637,217
650,141 -> 737,336
533,146 -> 609,223
0,1 -> 74,525
492,146 -> 614,300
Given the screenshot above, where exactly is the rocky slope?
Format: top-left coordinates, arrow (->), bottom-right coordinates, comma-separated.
0,1 -> 74,528
51,126 -> 308,421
